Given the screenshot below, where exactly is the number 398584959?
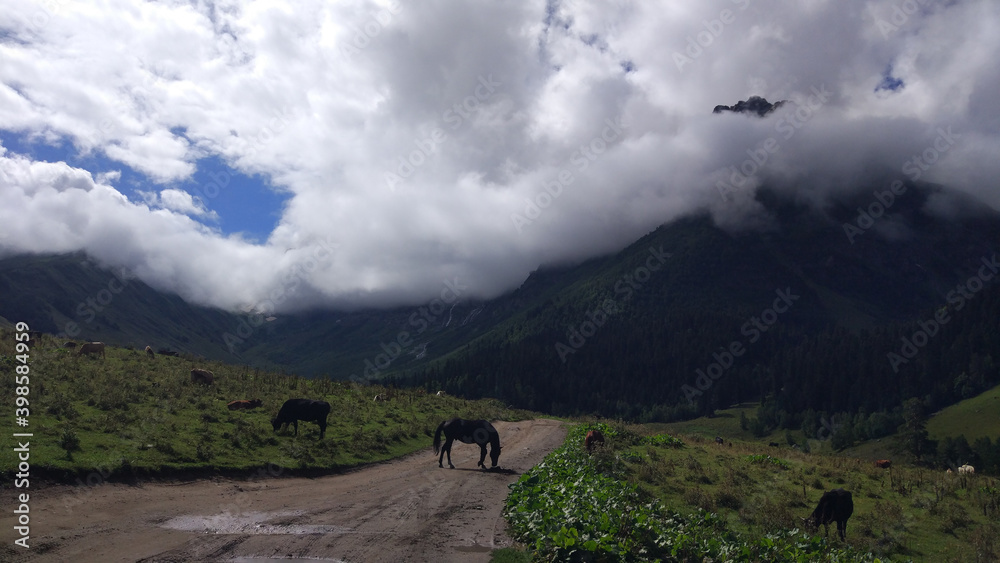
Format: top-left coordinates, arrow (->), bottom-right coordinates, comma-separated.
14,321 -> 31,416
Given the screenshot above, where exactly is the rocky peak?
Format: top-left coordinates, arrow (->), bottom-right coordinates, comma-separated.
712,96 -> 785,117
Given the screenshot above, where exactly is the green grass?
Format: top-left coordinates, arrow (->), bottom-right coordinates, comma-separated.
505,422 -> 885,562
625,426 -> 1000,562
926,382 -> 1000,443
489,547 -> 532,563
502,417 -> 1000,561
0,332 -> 532,481
645,403 -> 760,440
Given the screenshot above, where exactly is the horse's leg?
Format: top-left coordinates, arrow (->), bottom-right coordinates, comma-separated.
478,443 -> 487,467
445,438 -> 455,469
293,420 -> 298,436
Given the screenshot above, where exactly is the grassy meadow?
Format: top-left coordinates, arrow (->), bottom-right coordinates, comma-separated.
926,384 -> 1000,444
501,418 -> 1000,562
0,331 -> 531,481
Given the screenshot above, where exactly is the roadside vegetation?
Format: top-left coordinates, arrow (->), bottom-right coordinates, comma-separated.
0,333 -> 530,482
503,421 -> 1000,562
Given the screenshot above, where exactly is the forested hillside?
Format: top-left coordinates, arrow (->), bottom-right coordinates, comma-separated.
408,186 -> 1000,438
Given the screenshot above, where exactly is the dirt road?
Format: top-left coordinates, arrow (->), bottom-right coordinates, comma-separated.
4,419 -> 566,563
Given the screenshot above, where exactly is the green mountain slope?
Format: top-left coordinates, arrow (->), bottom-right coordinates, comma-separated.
404,184 -> 1000,421
0,253 -> 241,359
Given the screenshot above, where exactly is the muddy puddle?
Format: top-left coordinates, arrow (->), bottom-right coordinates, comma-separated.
231,558 -> 347,563
162,510 -> 351,536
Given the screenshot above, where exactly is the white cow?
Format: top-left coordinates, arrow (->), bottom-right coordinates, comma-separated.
958,464 -> 975,475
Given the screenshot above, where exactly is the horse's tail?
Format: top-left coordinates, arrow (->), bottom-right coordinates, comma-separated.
433,420 -> 445,455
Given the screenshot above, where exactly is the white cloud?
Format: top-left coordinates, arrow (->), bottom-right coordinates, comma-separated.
155,188 -> 220,220
0,0 -> 998,312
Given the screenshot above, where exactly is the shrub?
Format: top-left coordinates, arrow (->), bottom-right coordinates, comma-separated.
59,429 -> 81,457
716,481 -> 745,510
932,500 -> 972,534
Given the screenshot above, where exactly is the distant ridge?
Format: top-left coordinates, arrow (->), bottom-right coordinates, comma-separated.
713,95 -> 786,117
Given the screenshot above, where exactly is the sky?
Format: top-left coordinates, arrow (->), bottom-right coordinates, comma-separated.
1,0 -> 998,313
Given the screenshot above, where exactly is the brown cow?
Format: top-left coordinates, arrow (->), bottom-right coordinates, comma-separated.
585,429 -> 605,453
191,368 -> 214,385
145,346 -> 155,359
77,342 -> 106,358
875,459 -> 891,469
227,399 -> 263,411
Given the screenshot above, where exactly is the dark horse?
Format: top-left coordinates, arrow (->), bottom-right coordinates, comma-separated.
433,418 -> 501,469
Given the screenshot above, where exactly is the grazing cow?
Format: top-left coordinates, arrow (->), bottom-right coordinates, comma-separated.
436,391 -> 446,396
802,489 -> 854,540
373,394 -> 385,403
77,342 -> 106,358
64,341 -> 77,348
768,442 -> 780,447
272,399 -> 331,438
227,399 -> 263,411
585,429 -> 605,453
875,459 -> 892,469
959,464 -> 975,475
715,436 -> 724,445
145,346 -> 155,359
190,368 -> 214,385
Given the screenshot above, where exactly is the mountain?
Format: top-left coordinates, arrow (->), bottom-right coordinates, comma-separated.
3,182 -> 1000,425
0,252 -> 243,359
403,183 -> 1000,420
712,95 -> 786,117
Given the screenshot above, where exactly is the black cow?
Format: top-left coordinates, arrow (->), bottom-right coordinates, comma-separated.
802,488 -> 854,540
768,441 -> 780,447
715,436 -> 724,445
272,399 -> 331,439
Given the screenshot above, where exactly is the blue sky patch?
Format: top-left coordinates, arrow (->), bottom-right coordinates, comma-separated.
0,131 -> 287,242
875,65 -> 905,93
